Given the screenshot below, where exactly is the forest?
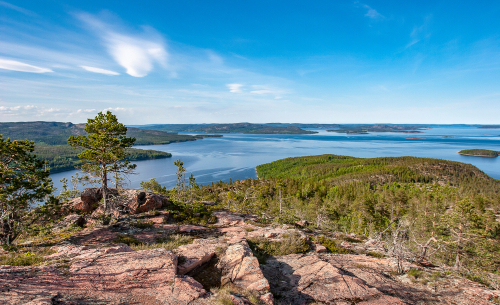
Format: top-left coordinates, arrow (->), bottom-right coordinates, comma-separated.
185,154 -> 500,284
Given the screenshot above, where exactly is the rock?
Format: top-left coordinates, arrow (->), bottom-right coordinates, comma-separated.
296,220 -> 309,227
127,191 -> 171,214
312,244 -> 327,253
260,254 -> 406,305
80,187 -> 102,205
175,243 -> 217,275
341,241 -> 353,248
179,225 -> 207,233
24,296 -> 56,305
68,197 -> 95,214
213,211 -> 245,226
217,242 -> 270,292
54,214 -> 86,230
230,294 -> 248,305
199,200 -> 216,206
260,293 -> 274,305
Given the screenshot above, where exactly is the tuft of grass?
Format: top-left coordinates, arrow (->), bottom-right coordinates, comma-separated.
210,284 -> 263,305
114,234 -> 143,246
244,227 -> 255,232
131,220 -> 154,229
131,234 -> 193,251
0,248 -> 54,266
367,251 -> 385,258
407,268 -> 425,279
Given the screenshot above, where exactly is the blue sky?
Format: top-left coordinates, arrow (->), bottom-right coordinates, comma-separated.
1,1 -> 499,124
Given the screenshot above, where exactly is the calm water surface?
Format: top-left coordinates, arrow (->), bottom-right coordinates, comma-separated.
51,127 -> 500,192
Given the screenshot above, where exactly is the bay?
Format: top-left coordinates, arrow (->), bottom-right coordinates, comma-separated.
50,126 -> 500,192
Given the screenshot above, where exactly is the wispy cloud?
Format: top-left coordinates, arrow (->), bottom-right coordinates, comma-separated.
0,1 -> 36,16
406,15 -> 432,49
0,58 -> 53,73
80,65 -> 120,75
227,83 -> 243,93
363,4 -> 384,19
77,13 -> 168,77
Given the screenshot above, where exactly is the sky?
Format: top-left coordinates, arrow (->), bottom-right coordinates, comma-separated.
1,1 -> 499,124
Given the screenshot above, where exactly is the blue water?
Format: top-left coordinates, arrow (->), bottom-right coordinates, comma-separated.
50,126 -> 500,192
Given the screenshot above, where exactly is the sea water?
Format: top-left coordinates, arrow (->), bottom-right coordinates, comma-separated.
50,126 -> 500,192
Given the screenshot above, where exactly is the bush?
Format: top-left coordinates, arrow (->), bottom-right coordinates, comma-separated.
131,220 -> 154,229
132,234 -> 193,251
114,234 -> 142,246
0,248 -> 54,266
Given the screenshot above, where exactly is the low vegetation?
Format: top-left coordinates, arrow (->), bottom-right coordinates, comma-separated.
458,149 -> 499,157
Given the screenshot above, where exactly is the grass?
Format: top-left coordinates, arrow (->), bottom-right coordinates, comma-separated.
130,234 -> 193,251
210,284 -> 263,305
0,247 -> 55,266
130,220 -> 154,229
367,251 -> 385,258
114,234 -> 143,246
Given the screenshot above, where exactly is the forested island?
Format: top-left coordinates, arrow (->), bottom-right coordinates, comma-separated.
326,124 -> 427,134
458,149 -> 499,157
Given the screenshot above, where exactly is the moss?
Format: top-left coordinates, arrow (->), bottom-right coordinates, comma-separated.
407,268 -> 424,279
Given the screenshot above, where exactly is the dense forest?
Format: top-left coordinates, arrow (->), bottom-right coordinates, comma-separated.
186,155 -> 500,284
34,145 -> 171,173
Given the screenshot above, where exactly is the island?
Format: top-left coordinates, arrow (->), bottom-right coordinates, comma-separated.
326,124 -> 427,134
458,149 -> 499,157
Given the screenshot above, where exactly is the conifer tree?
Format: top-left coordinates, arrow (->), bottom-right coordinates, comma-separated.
68,111 -> 136,212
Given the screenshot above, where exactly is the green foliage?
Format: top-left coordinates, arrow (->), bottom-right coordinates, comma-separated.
0,135 -> 55,245
202,154 -> 500,276
68,111 -> 136,209
0,249 -> 52,266
140,178 -> 168,195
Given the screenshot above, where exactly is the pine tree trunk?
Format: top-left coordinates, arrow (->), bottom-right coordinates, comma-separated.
102,164 -> 108,213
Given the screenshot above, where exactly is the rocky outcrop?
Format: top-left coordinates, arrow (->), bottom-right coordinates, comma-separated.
53,214 -> 86,230
261,253 -> 407,304
218,242 -> 270,292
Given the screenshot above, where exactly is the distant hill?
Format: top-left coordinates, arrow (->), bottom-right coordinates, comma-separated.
136,123 -> 317,134
0,121 -> 218,173
0,122 -> 206,145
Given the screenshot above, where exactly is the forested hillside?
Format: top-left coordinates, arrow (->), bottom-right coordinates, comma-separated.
196,154 -> 500,283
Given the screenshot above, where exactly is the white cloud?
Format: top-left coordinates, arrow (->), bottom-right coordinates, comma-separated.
0,58 -> 53,73
227,83 -> 244,93
78,14 -> 168,77
363,4 -> 384,19
80,65 -> 120,75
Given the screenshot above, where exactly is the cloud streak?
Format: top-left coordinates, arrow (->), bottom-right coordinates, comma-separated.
78,13 -> 168,77
80,65 -> 120,75
0,58 -> 53,73
227,83 -> 243,93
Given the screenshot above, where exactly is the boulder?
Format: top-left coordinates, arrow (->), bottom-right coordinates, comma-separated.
68,197 -> 95,214
127,191 -> 171,214
53,214 -> 86,230
212,211 -> 245,226
217,242 -> 270,292
80,187 -> 102,205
